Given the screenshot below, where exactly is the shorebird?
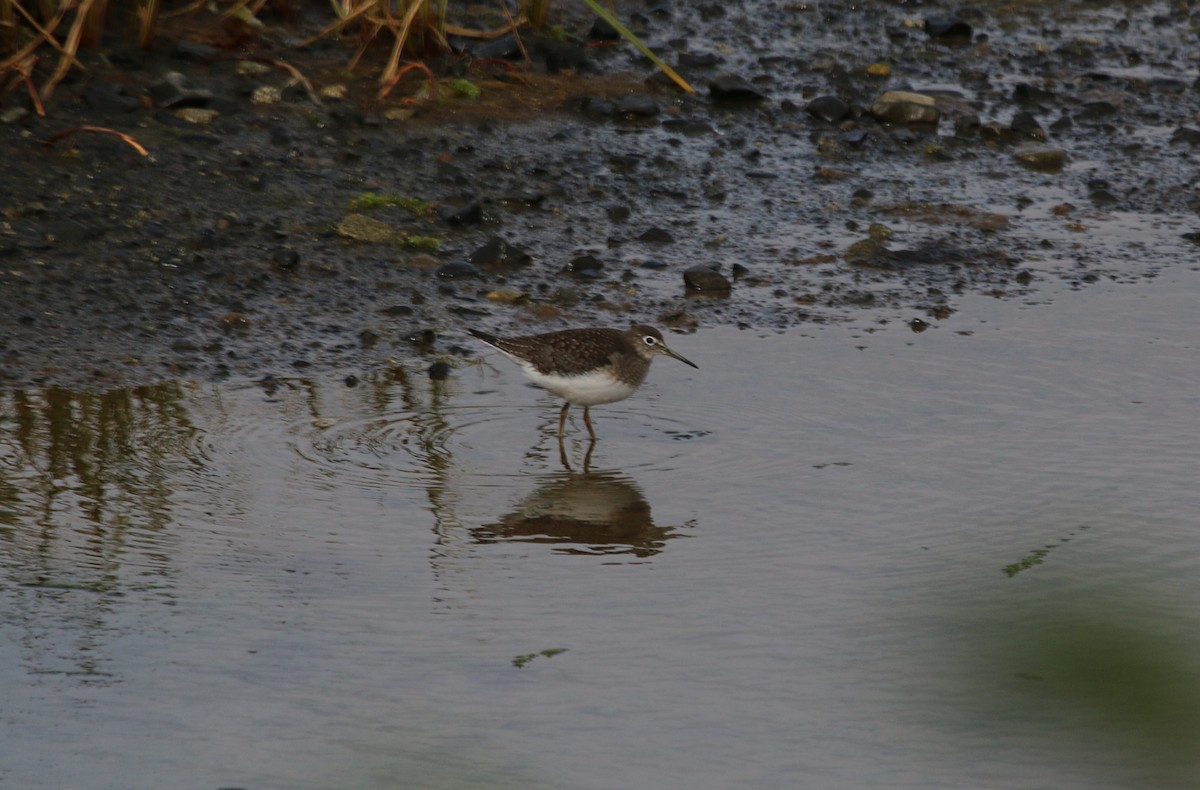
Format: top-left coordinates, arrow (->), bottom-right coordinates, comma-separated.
467,325 -> 697,439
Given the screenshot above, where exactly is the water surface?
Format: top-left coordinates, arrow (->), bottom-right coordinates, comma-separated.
2,267 -> 1199,789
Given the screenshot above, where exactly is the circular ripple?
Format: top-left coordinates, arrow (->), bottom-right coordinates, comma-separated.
289,396 -> 717,485
297,410 -> 449,488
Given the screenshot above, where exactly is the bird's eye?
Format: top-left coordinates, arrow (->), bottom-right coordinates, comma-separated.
643,336 -> 657,346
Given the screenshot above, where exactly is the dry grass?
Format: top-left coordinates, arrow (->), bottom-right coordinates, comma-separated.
0,0 -> 540,110
0,0 -> 686,113
1,0 -> 169,111
1,0 -> 520,109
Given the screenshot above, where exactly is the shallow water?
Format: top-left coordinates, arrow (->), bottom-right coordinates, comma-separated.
2,265 -> 1199,789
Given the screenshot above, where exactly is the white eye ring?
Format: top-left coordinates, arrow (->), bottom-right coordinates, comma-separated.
643,336 -> 658,346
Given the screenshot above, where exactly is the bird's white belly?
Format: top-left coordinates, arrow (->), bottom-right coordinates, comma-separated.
520,363 -> 638,406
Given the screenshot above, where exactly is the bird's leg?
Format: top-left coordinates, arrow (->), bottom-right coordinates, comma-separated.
558,402 -> 570,438
582,437 -> 596,473
557,434 -> 572,472
583,406 -> 596,441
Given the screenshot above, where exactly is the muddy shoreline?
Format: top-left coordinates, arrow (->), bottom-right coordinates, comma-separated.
2,0 -> 1198,390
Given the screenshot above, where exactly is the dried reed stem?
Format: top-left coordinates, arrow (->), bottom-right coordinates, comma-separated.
46,124 -> 151,156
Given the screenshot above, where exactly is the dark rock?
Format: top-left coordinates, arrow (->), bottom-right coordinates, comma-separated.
589,18 -> 620,40
329,107 -> 366,127
661,118 -> 716,135
954,114 -> 982,136
475,34 -> 521,60
284,83 -> 319,104
581,97 -> 616,120
436,260 -> 484,279
1150,77 -> 1186,94
440,197 -> 483,226
1170,127 -> 1200,146
269,246 -> 300,271
564,254 -> 604,279
380,305 -> 414,316
924,16 -> 972,43
344,375 -> 360,388
1013,83 -> 1055,105
1076,101 -> 1117,121
806,95 -> 850,124
606,205 -> 631,222
615,95 -> 660,117
428,361 -> 452,381
407,329 -> 437,348
708,75 -> 767,102
837,129 -> 868,146
172,40 -> 219,61
1009,111 -> 1045,141
678,51 -> 722,69
1055,40 -> 1096,65
1089,188 -> 1117,205
683,265 -> 731,292
638,227 -> 674,244
607,155 -> 639,176
468,237 -> 531,270
979,121 -> 1011,141
541,40 -> 590,74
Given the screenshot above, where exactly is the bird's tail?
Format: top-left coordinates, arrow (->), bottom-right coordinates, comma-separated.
466,328 -> 499,345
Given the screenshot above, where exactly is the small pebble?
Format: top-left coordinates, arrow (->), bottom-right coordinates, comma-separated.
806,95 -> 850,124
683,265 -> 731,292
1013,143 -> 1067,172
436,261 -> 483,279
252,86 -> 283,105
236,61 -> 272,77
708,75 -> 766,102
870,91 -> 940,125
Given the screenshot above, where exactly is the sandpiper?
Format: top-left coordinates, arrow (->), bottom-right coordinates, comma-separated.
467,324 -> 698,439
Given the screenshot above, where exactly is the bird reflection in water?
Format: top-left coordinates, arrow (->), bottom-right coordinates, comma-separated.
558,434 -> 596,474
471,465 -> 681,558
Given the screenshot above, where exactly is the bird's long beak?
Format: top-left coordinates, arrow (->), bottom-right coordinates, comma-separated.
663,345 -> 698,369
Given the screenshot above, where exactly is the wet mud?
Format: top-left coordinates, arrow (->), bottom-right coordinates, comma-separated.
2,0 -> 1198,390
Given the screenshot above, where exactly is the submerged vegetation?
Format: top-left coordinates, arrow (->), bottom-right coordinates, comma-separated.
0,0 -> 690,115
347,192 -> 433,215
